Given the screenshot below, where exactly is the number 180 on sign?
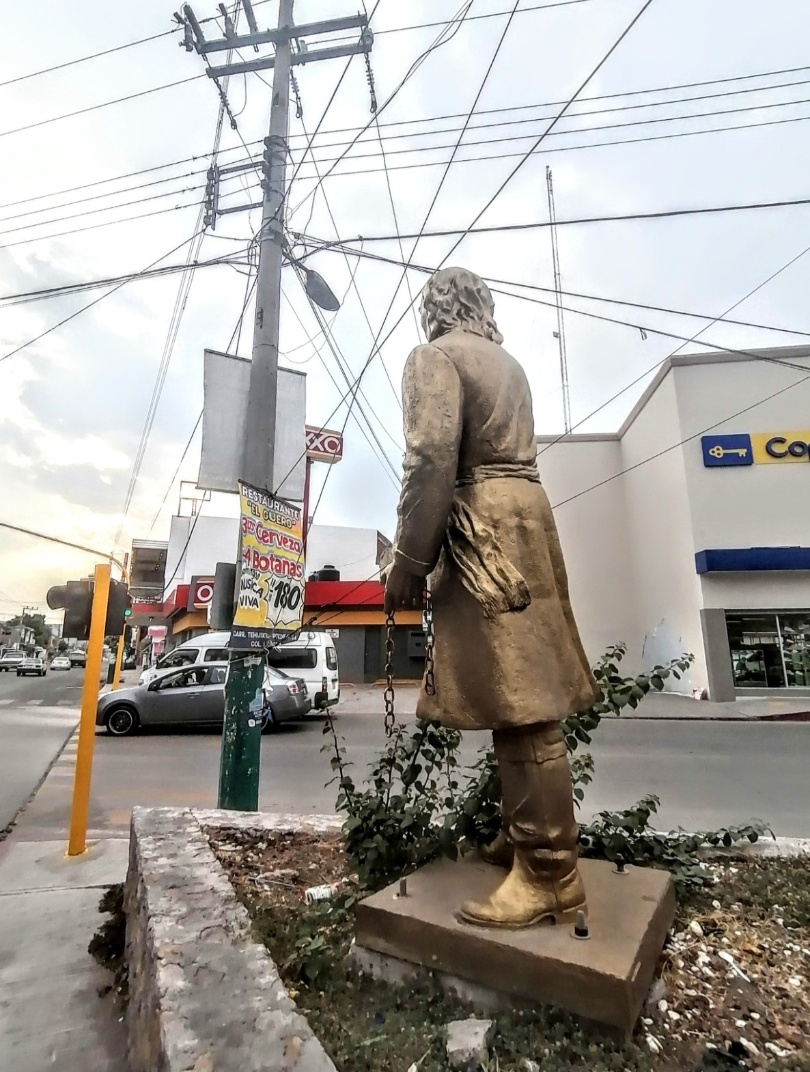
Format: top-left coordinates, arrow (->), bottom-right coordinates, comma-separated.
230,481 -> 306,649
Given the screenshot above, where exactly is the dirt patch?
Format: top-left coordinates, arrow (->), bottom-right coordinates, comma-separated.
208,827 -> 809,1072
88,883 -> 129,1003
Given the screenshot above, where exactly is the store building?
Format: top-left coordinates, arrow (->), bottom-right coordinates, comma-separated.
536,345 -> 810,700
154,516 -> 407,674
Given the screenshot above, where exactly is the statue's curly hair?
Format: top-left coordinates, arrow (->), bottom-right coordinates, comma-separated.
420,267 -> 503,345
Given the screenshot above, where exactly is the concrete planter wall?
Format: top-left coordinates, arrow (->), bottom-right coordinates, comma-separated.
125,807 -> 340,1072
124,806 -> 808,1072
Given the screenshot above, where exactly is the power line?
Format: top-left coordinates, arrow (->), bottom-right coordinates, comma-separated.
275,0 -> 659,493
324,244 -> 810,342
0,74 -> 205,142
301,193 -> 810,246
354,0 -> 521,411
0,522 -> 126,575
536,238 -> 810,456
0,229 -> 205,365
0,200 -> 204,254
0,28 -> 178,88
149,260 -> 258,535
551,368 -> 810,510
287,0 -> 478,221
289,93 -> 810,172
289,75 -> 810,155
4,62 -> 805,219
0,252 -> 250,307
278,110 -> 810,184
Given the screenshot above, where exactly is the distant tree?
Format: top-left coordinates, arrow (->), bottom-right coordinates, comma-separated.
8,613 -> 50,650
58,639 -> 69,653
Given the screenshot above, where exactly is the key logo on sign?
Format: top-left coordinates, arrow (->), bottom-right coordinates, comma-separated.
701,434 -> 753,467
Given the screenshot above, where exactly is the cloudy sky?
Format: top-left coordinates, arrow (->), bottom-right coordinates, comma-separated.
2,0 -> 810,619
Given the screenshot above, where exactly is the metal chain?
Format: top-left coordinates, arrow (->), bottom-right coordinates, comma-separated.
423,588 -> 436,696
384,610 -> 396,737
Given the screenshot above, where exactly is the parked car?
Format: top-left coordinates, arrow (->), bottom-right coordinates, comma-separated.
140,630 -> 340,710
68,649 -> 87,668
97,663 -> 310,736
51,656 -> 72,671
0,650 -> 24,672
17,655 -> 47,677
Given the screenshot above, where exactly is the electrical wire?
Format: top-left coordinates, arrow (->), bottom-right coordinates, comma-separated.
310,244 -> 810,344
290,75 -> 810,156
0,200 -> 205,255
270,0 -> 659,496
0,29 -> 178,88
0,252 -> 250,307
287,0 -> 477,222
149,259 -> 258,534
0,75 -> 205,142
273,109 -> 810,183
299,193 -> 810,247
357,0 -> 522,411
0,229 -> 205,365
0,522 -> 126,575
4,62 -> 807,221
551,368 -> 810,510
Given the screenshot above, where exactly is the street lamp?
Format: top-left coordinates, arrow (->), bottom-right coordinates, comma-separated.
302,266 -> 340,312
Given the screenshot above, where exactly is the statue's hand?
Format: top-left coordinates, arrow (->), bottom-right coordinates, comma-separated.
384,561 -> 424,615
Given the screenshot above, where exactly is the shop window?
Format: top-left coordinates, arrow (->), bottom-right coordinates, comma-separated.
726,612 -> 810,689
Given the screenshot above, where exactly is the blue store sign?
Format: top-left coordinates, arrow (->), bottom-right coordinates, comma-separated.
700,434 -> 754,467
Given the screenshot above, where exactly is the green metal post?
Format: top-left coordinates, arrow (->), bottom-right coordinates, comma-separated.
218,651 -> 264,810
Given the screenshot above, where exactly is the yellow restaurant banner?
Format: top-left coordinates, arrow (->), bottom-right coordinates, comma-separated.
230,481 -> 305,649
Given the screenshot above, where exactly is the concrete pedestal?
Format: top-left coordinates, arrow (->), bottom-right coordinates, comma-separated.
354,856 -> 675,1035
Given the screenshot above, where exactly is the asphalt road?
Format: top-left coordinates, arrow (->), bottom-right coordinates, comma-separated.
0,666 -> 81,830
9,692 -> 810,841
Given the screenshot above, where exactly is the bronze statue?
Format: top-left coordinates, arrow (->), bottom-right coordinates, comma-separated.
384,267 -> 599,929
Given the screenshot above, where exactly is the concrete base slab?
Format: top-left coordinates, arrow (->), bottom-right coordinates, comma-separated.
0,837 -> 129,893
355,856 -> 676,1035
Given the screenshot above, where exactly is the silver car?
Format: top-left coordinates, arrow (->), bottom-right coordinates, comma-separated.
96,663 -> 310,737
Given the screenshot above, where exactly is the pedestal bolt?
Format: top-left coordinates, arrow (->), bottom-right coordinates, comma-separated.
573,910 -> 590,940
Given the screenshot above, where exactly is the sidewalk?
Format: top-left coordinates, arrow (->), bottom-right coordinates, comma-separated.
341,684 -> 810,721
0,833 -> 129,1071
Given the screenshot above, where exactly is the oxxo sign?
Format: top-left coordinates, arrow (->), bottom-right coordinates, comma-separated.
305,425 -> 343,465
701,432 -> 810,468
187,576 -> 215,611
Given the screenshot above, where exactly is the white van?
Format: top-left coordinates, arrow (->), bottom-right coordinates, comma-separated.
139,630 -> 339,710
267,631 -> 339,710
139,632 -> 232,687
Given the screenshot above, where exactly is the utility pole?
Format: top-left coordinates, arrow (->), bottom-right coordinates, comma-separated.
546,167 -> 572,434
181,0 -> 373,811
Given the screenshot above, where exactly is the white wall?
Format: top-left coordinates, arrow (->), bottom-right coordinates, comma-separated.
536,436 -> 635,667
675,354 -> 810,552
163,516 -> 380,596
620,372 -> 704,691
305,525 -> 380,582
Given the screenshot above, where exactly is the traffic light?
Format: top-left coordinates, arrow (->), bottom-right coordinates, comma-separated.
46,580 -> 93,640
105,580 -> 133,636
209,562 -> 237,631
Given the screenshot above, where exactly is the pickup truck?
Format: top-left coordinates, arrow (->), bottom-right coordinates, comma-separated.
68,650 -> 87,668
17,655 -> 47,677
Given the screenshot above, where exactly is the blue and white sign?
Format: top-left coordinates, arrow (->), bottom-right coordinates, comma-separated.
701,434 -> 754,468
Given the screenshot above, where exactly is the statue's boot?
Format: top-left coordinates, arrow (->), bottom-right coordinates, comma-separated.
478,830 -> 513,868
461,723 -> 585,928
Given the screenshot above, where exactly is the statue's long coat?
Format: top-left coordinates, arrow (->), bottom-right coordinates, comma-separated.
393,327 -> 598,730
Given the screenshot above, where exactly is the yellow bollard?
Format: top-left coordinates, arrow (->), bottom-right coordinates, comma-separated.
67,563 -> 111,857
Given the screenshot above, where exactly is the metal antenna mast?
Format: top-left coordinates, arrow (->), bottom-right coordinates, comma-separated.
546,166 -> 571,434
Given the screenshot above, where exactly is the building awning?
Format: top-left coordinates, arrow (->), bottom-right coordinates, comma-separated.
695,547 -> 810,573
